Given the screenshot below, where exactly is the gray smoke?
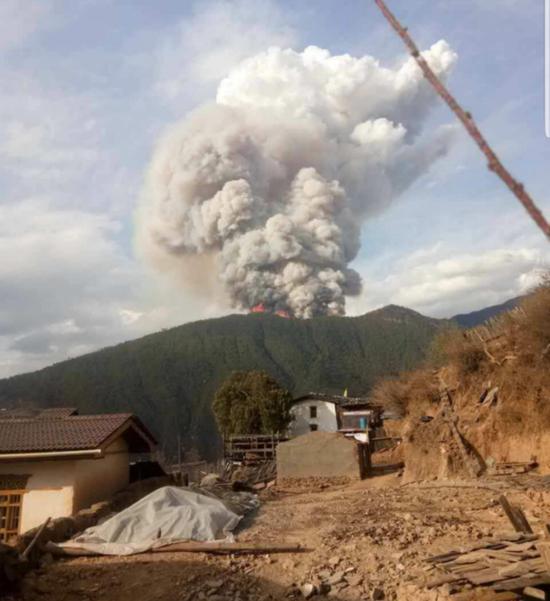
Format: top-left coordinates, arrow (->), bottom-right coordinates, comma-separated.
137,42 -> 456,317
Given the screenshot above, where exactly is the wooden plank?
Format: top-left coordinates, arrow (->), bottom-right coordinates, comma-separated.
507,541 -> 537,553
20,516 -> 51,561
536,541 -> 550,572
513,506 -> 534,534
452,592 -> 519,601
152,541 -> 306,555
523,586 -> 546,600
425,572 -> 464,588
498,562 -> 544,579
466,568 -> 511,585
493,574 -> 550,592
426,541 -> 511,563
449,552 -> 491,565
451,563 -> 495,576
48,541 -> 307,557
484,550 -> 530,561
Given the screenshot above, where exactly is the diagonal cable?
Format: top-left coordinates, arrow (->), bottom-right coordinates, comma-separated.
374,0 -> 550,240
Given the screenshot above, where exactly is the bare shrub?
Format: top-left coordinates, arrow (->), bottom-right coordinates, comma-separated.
429,327 -> 485,376
369,378 -> 408,417
370,368 -> 438,417
518,275 -> 550,357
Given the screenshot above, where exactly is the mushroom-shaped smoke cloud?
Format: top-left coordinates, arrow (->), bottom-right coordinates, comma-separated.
137,42 -> 457,318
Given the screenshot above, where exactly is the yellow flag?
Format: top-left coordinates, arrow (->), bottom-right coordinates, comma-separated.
343,388 -> 348,397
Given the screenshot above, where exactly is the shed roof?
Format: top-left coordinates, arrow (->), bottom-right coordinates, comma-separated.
0,410 -> 157,455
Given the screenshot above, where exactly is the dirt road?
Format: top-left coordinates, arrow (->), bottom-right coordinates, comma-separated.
16,474 -> 550,601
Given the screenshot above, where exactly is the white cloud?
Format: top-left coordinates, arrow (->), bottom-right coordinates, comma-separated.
0,199 -> 137,374
0,0 -> 301,377
0,72 -> 103,197
348,243 -> 549,318
0,197 -> 233,377
154,0 -> 297,105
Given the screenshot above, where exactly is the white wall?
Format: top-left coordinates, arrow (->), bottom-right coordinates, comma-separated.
0,437 -> 131,535
0,459 -> 76,533
288,400 -> 338,437
73,438 -> 129,512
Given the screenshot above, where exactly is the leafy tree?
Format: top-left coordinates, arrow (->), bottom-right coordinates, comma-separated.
212,370 -> 293,437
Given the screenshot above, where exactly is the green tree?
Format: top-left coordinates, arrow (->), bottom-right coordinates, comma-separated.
212,370 -> 292,437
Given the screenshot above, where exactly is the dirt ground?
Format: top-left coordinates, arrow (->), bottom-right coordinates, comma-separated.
13,471 -> 550,601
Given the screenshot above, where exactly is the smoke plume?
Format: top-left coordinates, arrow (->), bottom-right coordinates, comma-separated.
137,42 -> 457,318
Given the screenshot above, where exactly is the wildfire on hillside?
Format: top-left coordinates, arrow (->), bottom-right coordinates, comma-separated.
250,304 -> 291,319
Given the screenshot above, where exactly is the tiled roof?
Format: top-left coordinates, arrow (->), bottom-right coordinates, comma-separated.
0,413 -> 142,453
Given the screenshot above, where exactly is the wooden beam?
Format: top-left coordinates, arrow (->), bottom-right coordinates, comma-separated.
20,517 -> 50,561
46,540 -> 307,557
499,496 -> 533,534
152,541 -> 306,555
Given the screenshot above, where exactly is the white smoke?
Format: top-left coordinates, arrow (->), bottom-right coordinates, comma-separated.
137,42 -> 457,318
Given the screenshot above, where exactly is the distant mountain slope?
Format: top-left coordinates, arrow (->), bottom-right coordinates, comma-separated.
451,297 -> 521,328
0,306 -> 443,459
0,297 -> 520,459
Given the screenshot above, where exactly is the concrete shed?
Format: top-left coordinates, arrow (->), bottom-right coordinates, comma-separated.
276,431 -> 369,482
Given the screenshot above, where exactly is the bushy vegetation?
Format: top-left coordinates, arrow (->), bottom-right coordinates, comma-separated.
212,370 -> 292,436
429,326 -> 486,377
369,368 -> 439,418
433,276 -> 550,374
507,275 -> 550,361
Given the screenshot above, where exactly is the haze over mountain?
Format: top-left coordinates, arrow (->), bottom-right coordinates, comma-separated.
0,299 -> 516,459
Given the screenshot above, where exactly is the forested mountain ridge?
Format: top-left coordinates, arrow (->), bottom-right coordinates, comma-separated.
0,301 -> 513,459
452,296 -> 521,328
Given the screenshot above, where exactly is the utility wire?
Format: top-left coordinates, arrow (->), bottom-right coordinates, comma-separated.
374,0 -> 550,240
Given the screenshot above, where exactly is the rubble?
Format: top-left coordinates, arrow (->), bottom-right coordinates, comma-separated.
10,469 -> 550,601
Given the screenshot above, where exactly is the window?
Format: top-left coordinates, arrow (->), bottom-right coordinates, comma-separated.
309,424 -> 318,431
340,411 -> 370,431
0,491 -> 23,543
309,406 -> 317,419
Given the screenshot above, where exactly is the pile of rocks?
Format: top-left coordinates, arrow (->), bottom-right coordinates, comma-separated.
179,569 -> 271,601
286,554 -> 392,600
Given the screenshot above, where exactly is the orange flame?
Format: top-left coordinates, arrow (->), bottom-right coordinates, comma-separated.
250,303 -> 266,313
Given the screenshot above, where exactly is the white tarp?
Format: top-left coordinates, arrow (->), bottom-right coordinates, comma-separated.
59,486 -> 242,556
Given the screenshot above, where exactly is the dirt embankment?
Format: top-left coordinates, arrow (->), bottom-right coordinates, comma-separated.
374,283 -> 550,483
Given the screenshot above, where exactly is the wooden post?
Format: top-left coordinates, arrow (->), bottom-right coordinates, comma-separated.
499,495 -> 533,534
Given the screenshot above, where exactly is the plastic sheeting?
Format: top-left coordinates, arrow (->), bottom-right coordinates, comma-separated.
59,486 -> 243,556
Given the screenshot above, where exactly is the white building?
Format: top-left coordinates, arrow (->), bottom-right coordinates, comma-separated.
288,393 -> 381,441
288,395 -> 339,437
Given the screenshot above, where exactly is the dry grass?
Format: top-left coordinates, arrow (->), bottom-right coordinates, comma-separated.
369,368 -> 438,417
513,276 -> 550,360
371,274 -> 550,419
429,327 -> 485,377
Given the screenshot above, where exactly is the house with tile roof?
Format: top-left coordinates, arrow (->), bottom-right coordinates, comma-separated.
0,408 -> 156,541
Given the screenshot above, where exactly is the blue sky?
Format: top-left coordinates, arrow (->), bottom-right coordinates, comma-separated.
0,0 -> 548,376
